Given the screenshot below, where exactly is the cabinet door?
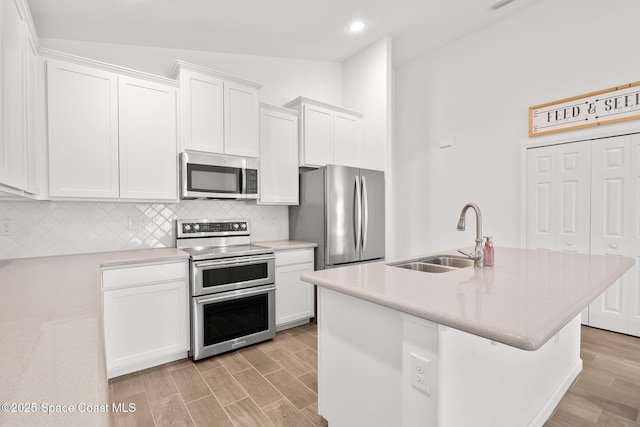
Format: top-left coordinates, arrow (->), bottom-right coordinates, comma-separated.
181,69 -> 224,153
0,0 -> 26,190
527,142 -> 591,325
301,104 -> 333,167
224,81 -> 259,157
118,76 -> 178,200
47,59 -> 119,198
103,279 -> 189,377
259,106 -> 298,205
556,142 -> 591,253
526,145 -> 557,250
629,134 -> 640,336
589,135 -> 632,333
275,249 -> 315,328
23,27 -> 38,194
333,112 -> 361,168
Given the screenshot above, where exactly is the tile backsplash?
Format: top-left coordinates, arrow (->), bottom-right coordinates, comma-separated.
0,200 -> 288,260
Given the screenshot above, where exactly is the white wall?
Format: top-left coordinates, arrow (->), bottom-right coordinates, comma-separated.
342,37 -> 394,257
393,0 -> 640,258
343,37 -> 391,172
39,38 -> 343,107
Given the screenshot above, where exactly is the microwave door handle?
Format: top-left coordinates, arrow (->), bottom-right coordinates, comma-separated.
354,175 -> 361,253
241,168 -> 247,197
361,175 -> 368,252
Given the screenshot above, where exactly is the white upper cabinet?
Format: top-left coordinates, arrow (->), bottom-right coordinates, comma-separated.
179,69 -> 224,153
172,61 -> 262,157
0,0 -> 27,191
259,104 -> 299,205
23,26 -> 38,195
224,80 -> 259,157
302,104 -> 334,167
333,111 -> 362,168
47,59 -> 120,198
284,97 -> 364,169
118,76 -> 178,200
47,56 -> 179,200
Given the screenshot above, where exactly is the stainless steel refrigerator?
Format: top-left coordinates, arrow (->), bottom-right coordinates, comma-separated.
289,165 -> 385,269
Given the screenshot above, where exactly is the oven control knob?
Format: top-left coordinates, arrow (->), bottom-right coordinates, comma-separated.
240,223 -> 247,230
194,224 -> 200,231
233,223 -> 240,230
184,224 -> 191,232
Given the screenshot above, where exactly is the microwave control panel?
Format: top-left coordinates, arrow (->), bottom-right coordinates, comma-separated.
245,169 -> 258,194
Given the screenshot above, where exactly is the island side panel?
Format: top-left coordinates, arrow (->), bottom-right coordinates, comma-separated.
318,287 -> 404,426
438,315 -> 582,427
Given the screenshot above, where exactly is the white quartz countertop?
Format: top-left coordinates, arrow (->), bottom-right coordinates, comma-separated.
301,247 -> 634,351
0,248 -> 189,426
254,240 -> 318,251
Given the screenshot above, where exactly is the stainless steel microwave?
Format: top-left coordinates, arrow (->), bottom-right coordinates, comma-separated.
180,152 -> 259,200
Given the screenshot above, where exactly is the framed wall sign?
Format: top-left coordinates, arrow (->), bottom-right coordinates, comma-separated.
529,81 -> 640,137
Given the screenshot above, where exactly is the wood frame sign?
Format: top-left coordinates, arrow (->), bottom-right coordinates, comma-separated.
529,81 -> 640,137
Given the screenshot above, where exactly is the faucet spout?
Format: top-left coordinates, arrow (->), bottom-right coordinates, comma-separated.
456,203 -> 484,268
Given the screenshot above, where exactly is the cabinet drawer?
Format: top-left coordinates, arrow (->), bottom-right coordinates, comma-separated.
275,248 -> 314,267
103,261 -> 187,290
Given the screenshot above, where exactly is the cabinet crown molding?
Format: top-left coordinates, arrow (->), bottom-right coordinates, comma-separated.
39,48 -> 179,87
170,60 -> 263,90
283,96 -> 363,118
259,102 -> 299,116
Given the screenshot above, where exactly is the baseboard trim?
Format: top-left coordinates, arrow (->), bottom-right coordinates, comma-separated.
528,358 -> 583,427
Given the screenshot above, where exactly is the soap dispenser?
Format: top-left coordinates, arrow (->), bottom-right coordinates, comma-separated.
484,236 -> 494,267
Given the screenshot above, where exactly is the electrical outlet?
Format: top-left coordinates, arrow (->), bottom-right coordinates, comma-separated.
0,220 -> 15,236
127,216 -> 143,231
410,353 -> 430,395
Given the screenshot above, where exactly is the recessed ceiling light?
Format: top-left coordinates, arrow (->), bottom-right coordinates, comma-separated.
348,21 -> 366,33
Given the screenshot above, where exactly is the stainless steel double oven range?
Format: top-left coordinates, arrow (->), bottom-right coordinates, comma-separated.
176,219 -> 276,361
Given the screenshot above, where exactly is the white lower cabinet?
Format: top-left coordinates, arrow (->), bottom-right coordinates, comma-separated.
274,248 -> 315,330
102,260 -> 189,379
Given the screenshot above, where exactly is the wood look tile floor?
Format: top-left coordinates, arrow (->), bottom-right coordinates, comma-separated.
110,323 -> 640,427
545,326 -> 640,426
109,322 -> 327,427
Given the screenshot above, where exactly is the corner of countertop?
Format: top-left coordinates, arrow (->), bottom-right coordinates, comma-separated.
99,248 -> 190,268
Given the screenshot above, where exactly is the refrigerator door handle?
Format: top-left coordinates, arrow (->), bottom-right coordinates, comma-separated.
361,175 -> 368,252
354,175 -> 362,253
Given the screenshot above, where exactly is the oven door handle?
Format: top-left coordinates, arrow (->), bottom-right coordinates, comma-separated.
193,254 -> 275,269
195,285 -> 276,305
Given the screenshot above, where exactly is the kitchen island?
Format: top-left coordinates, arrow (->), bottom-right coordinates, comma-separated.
301,247 -> 634,427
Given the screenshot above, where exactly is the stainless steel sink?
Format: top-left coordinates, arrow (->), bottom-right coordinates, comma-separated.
388,254 -> 474,273
415,255 -> 474,269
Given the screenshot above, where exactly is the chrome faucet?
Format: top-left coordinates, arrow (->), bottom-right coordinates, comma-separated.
456,203 -> 484,268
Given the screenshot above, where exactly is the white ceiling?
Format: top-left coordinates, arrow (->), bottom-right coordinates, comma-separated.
26,0 -> 541,67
